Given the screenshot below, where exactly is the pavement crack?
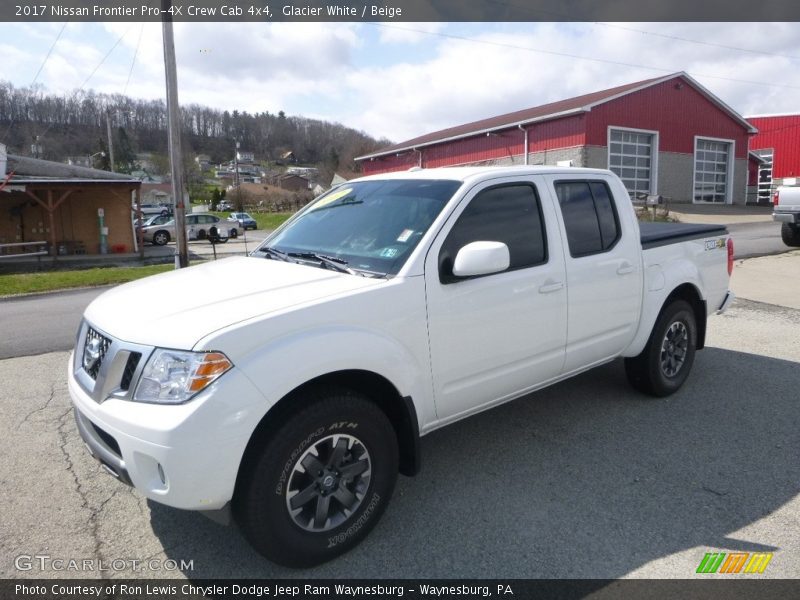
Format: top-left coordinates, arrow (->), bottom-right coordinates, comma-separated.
16,384 -> 58,430
56,407 -> 114,578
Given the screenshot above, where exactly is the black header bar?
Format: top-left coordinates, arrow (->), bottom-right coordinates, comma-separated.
2,0 -> 800,23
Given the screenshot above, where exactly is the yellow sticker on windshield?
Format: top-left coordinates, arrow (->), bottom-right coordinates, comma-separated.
310,187 -> 353,211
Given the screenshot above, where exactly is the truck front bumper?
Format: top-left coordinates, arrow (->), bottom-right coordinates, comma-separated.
67,353 -> 267,511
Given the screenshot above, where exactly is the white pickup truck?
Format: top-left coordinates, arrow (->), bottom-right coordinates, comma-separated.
773,186 -> 800,246
68,166 -> 734,567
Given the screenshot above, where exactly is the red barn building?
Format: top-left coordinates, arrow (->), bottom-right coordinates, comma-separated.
356,72 -> 756,205
746,113 -> 800,202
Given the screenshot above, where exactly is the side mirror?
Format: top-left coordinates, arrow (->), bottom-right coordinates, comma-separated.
452,241 -> 510,278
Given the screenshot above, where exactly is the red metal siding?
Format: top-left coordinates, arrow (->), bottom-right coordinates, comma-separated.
361,152 -> 419,175
363,115 -> 586,174
585,77 -> 749,158
748,115 -> 800,179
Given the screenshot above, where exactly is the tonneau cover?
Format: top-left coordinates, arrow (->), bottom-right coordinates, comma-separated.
640,222 -> 727,250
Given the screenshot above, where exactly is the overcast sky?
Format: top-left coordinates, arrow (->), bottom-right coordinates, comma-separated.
1,21 -> 799,143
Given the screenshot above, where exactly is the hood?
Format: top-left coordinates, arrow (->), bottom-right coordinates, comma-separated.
84,256 -> 382,349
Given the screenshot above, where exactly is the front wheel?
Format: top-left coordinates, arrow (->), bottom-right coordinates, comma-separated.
234,389 -> 398,567
230,228 -> 238,239
625,300 -> 697,397
781,223 -> 800,247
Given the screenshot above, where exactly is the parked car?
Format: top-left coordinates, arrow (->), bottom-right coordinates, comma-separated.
217,201 -> 233,212
69,166 -> 733,568
133,203 -> 172,217
142,213 -> 233,245
134,213 -> 172,234
773,186 -> 800,246
228,212 -> 257,234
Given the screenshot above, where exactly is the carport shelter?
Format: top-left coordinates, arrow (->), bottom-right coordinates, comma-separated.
0,146 -> 141,257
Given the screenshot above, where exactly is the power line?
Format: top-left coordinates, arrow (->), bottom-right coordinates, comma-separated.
31,21 -> 69,85
123,23 -> 144,97
36,26 -> 132,142
369,23 -> 800,92
1,21 -> 69,143
594,22 -> 800,63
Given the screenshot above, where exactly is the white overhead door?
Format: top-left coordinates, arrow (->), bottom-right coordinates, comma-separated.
608,128 -> 655,197
694,138 -> 733,204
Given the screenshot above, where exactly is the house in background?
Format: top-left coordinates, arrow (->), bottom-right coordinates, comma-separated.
0,143 -> 141,257
746,113 -> 800,202
357,72 -> 757,205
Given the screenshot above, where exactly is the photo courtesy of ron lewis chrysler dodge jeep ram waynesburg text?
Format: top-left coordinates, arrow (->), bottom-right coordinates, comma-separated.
68,166 -> 734,567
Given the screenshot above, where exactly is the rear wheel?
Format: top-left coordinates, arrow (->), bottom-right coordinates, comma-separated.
230,228 -> 238,239
235,389 -> 398,567
625,300 -> 697,397
781,223 -> 800,247
197,229 -> 207,240
152,230 -> 170,246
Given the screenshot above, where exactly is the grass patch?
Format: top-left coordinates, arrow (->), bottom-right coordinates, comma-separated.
0,264 -> 174,297
210,211 -> 295,231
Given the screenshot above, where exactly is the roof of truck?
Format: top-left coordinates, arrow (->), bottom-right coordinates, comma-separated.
350,165 -> 613,184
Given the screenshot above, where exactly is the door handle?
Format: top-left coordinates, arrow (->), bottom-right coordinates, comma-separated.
617,262 -> 635,275
538,280 -> 564,294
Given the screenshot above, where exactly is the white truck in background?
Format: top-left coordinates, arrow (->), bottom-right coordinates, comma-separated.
68,166 -> 734,567
773,186 -> 800,246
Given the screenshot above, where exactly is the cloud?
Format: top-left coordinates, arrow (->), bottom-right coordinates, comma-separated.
1,21 -> 798,143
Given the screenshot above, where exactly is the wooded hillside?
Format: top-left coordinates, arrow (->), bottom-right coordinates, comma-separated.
0,81 -> 389,177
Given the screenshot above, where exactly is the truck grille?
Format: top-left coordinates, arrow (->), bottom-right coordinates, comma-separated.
120,352 -> 142,391
83,327 -> 112,380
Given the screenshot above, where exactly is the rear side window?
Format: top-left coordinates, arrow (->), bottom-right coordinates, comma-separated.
555,180 -> 620,257
439,183 -> 546,282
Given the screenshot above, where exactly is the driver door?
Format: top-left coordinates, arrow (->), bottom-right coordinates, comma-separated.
424,178 -> 568,422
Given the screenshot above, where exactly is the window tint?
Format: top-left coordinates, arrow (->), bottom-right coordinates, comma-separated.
187,215 -> 197,225
555,181 -> 620,257
439,184 -> 546,282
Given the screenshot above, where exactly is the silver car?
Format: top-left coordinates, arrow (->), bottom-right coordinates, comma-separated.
142,213 -> 233,246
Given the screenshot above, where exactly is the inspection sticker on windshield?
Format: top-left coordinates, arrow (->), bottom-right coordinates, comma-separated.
380,247 -> 399,258
396,229 -> 414,242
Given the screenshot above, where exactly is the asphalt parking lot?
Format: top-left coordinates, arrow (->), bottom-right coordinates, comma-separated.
1,290 -> 798,580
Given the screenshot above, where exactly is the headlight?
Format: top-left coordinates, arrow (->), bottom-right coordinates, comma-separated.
133,349 -> 233,404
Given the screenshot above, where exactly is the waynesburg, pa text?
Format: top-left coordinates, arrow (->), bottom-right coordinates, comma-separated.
16,583 -> 513,598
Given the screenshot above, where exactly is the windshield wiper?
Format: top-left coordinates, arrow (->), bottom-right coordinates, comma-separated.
288,252 -> 364,276
258,246 -> 291,262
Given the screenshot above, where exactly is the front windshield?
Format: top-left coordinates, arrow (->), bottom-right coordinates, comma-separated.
259,178 -> 461,276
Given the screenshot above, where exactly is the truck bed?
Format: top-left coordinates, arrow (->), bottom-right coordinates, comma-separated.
639,222 -> 727,250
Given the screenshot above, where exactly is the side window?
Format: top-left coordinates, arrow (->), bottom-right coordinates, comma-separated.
187,215 -> 197,225
439,184 -> 546,283
555,180 -> 620,257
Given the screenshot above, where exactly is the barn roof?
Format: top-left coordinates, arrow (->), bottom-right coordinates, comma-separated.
356,72 -> 756,162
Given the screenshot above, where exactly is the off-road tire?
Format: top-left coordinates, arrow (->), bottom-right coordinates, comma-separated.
234,388 -> 398,567
781,223 -> 800,247
625,300 -> 697,397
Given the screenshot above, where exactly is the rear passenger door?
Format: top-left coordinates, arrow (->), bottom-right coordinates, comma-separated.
548,177 -> 642,373
425,178 -> 568,421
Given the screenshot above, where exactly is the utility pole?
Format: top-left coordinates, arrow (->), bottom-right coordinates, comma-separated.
234,140 -> 240,208
162,0 -> 189,268
105,111 -> 115,172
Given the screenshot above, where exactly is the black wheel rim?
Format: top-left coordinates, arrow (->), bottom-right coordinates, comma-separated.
285,434 -> 372,532
660,321 -> 688,378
